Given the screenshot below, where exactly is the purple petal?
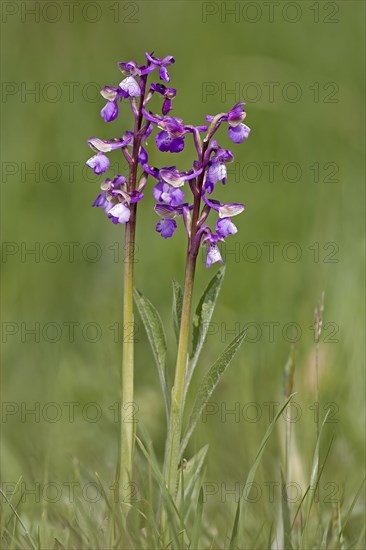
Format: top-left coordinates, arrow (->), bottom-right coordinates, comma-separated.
92,191 -> 109,208
86,153 -> 110,175
162,98 -> 172,115
153,181 -> 169,202
163,116 -> 185,136
108,202 -> 130,223
119,76 -> 141,97
216,217 -> 238,238
162,55 -> 175,66
138,146 -> 148,165
118,61 -> 140,76
156,219 -> 177,238
207,162 -> 227,185
145,52 -> 175,67
169,188 -> 185,207
151,82 -> 166,94
202,194 -> 221,211
159,66 -> 170,82
101,101 -> 118,122
142,124 -> 153,141
228,123 -> 251,144
206,244 -> 224,268
142,108 -> 162,124
227,102 -> 246,126
130,191 -> 144,204
156,131 -> 185,153
145,52 -> 156,65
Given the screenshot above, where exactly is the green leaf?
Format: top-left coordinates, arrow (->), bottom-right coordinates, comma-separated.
181,328 -> 245,456
134,288 -> 169,418
185,266 -> 225,397
172,279 -> 183,343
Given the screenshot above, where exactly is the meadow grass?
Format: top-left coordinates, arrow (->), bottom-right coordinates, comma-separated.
1,289 -> 365,549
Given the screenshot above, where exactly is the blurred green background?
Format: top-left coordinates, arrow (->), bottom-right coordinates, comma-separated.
1,0 -> 365,542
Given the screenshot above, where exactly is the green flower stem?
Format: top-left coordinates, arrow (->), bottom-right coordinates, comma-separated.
120,204 -> 137,497
164,146 -> 207,498
163,135 -> 211,503
119,77 -> 147,500
165,253 -> 196,495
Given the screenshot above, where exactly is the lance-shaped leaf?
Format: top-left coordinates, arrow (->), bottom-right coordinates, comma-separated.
300,410 -> 333,548
185,266 -> 225,398
134,288 -> 169,418
172,279 -> 183,343
181,328 -> 245,456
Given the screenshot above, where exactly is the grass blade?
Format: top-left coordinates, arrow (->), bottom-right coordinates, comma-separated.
190,486 -> 204,550
237,394 -> 295,541
338,475 -> 365,541
280,469 -> 293,550
229,498 -> 240,550
299,411 -> 333,549
176,444 -> 208,514
0,487 -> 37,550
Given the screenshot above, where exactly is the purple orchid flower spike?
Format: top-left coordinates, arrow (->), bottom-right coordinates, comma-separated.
85,53 -> 178,495
99,56 -> 177,123
136,62 -> 253,506
147,95 -> 250,267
